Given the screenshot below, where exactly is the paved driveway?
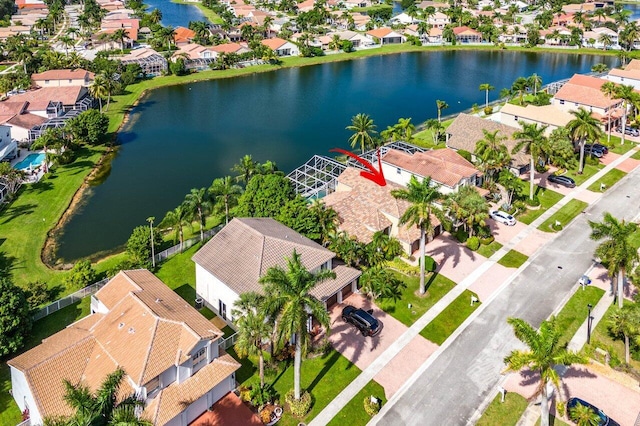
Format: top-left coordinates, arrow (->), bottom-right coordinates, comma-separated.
487,218 -> 528,247
424,234 -> 487,283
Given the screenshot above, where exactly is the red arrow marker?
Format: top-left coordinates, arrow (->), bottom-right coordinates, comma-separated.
330,148 -> 387,187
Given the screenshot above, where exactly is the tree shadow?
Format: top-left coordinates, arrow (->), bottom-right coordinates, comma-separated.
307,349 -> 341,393
0,249 -> 16,278
29,181 -> 53,193
426,234 -> 477,270
1,203 -> 36,224
175,283 -> 196,305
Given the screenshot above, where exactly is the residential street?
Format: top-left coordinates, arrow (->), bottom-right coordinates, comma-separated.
373,167 -> 640,426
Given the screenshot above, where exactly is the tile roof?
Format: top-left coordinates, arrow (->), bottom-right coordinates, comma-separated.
624,59 -> 640,71
210,42 -> 248,53
31,68 -> 95,82
173,26 -> 195,43
446,113 -> 530,167
310,265 -> 361,302
382,148 -> 479,188
554,74 -> 621,109
6,86 -> 86,110
261,37 -> 288,49
366,27 -> 394,38
608,67 -> 640,81
500,103 -> 574,128
192,218 -> 335,296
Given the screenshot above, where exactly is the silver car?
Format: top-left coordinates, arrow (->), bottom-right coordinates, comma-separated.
490,210 -> 516,226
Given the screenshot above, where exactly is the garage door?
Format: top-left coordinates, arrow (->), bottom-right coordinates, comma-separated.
341,284 -> 352,300
326,293 -> 338,308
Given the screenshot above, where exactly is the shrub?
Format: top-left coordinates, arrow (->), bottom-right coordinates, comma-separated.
483,106 -> 493,116
585,155 -> 600,166
466,236 -> 480,251
239,385 -> 251,402
285,389 -> 312,417
556,401 -> 566,418
534,163 -> 548,173
250,384 -> 276,409
452,228 -> 468,243
512,200 -> 526,213
420,255 -> 437,272
480,235 -> 495,245
363,396 -> 381,417
24,280 -> 50,310
275,344 -> 296,362
260,405 -> 275,423
63,259 -> 97,290
525,196 -> 540,207
476,226 -> 492,239
457,149 -> 473,162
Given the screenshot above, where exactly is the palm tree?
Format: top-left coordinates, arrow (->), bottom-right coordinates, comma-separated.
600,81 -> 617,145
184,187 -> 211,241
232,154 -> 260,183
513,122 -> 548,201
443,185 -> 489,238
566,108 -> 603,174
159,204 -> 192,251
391,176 -> 442,295
149,8 -> 163,24
309,199 -> 338,246
359,267 -> 405,302
528,73 -> 542,95
608,305 -> 639,364
210,176 -> 243,224
346,113 -> 377,154
89,75 -> 108,112
511,77 -> 529,104
13,45 -> 32,74
589,212 -> 638,308
111,28 -> 129,52
59,35 -> 74,56
598,33 -> 612,51
479,83 -> 494,109
614,84 -> 637,145
233,294 -> 272,388
31,128 -> 63,173
260,250 -> 336,400
474,129 -> 510,182
394,117 -> 415,141
504,317 -> 587,426
569,402 -> 602,426
436,99 -> 449,123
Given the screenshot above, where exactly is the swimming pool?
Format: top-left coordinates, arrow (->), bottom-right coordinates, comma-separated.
14,153 -> 45,170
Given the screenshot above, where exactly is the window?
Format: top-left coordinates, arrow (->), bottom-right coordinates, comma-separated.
68,79 -> 72,83
514,116 -> 518,121
145,376 -> 160,393
559,100 -> 565,105
192,347 -> 206,367
44,80 -> 49,84
396,167 -> 401,174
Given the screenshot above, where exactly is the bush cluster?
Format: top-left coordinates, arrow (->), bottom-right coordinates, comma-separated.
466,236 -> 480,251
525,196 -> 541,207
363,396 -> 381,417
480,235 -> 495,245
285,389 -> 312,417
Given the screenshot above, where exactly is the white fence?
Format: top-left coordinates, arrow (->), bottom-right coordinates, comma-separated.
218,332 -> 239,351
154,226 -> 222,263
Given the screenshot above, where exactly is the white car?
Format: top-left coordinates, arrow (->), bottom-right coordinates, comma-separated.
490,210 -> 516,226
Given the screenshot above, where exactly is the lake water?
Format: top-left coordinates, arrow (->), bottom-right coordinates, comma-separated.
56,51 -> 617,261
145,0 -> 206,28
624,3 -> 640,21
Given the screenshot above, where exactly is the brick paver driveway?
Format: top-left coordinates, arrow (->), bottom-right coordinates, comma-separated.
487,217 -> 528,247
328,294 -> 437,398
424,234 -> 486,283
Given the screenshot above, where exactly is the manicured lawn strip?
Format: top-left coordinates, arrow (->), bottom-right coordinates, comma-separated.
554,286 -> 605,347
587,168 -> 626,192
538,199 -> 589,233
477,240 -> 503,259
327,380 -> 387,426
497,250 -> 528,268
419,290 -> 480,345
563,163 -> 605,186
516,186 -> 563,225
377,271 -> 456,327
631,149 -> 640,160
476,392 -> 528,426
605,135 -> 636,155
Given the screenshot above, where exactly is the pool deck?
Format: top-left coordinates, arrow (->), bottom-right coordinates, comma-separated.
10,148 -> 46,183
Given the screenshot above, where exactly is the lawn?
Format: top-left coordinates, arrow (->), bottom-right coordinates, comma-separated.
412,119 -> 453,149
603,134 -> 636,155
554,286 -> 605,347
562,162 -> 605,186
327,380 -> 387,426
516,185 -> 563,225
497,250 -> 528,268
538,199 -> 589,233
377,270 -> 457,327
632,149 -> 640,160
419,290 -> 480,345
477,392 -> 528,426
586,169 -> 626,192
534,415 -> 571,426
477,240 -> 503,259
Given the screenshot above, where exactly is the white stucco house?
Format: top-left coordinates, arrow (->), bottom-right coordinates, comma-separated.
192,218 -> 361,322
8,270 -> 239,426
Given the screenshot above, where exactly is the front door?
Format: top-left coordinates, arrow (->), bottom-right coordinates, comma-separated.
219,300 -> 227,320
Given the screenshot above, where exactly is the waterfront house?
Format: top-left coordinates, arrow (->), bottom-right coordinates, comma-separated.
8,270 -> 240,426
452,26 -> 482,43
582,27 -> 618,49
366,28 -> 406,45
330,30 -> 370,48
192,218 -> 361,321
390,12 -> 418,25
604,59 -> 640,89
261,37 -> 299,56
427,11 -> 450,29
31,69 -> 95,88
173,26 -> 196,45
499,104 -> 574,136
323,167 -> 441,255
445,113 -> 530,175
119,47 -> 168,76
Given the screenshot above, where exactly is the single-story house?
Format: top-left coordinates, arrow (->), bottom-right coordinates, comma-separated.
31,69 -> 95,88
366,27 -> 406,45
192,218 -> 361,322
174,26 -> 196,45
9,270 -> 239,426
261,37 -> 299,56
499,103 -> 575,135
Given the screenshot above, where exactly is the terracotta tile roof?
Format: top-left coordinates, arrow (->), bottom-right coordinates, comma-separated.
6,112 -> 46,129
31,68 -> 95,83
446,113 -> 530,168
173,26 -> 195,43
624,59 -> 640,71
500,103 -> 574,128
192,218 -> 335,296
210,42 -> 247,53
7,86 -> 86,110
261,37 -> 288,49
310,265 -> 361,302
554,74 -> 621,109
144,352 -> 240,425
366,27 -> 393,38
453,26 -> 481,36
608,67 -> 640,81
381,148 -> 479,188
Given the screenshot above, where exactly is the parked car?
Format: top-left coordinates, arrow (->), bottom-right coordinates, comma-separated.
342,305 -> 382,337
547,174 -> 576,188
584,145 -> 604,158
489,210 -> 516,226
590,143 -> 609,154
616,126 -> 639,137
567,397 -> 620,426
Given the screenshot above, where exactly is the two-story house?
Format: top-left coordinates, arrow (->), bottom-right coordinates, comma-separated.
8,270 -> 239,426
192,218 -> 361,321
31,69 -> 95,88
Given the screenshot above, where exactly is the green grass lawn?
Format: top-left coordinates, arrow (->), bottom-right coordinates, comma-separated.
412,119 -> 453,149
554,286 -> 605,348
419,290 -> 480,345
497,250 -> 528,268
327,380 -> 387,426
604,134 -> 636,155
516,186 -> 563,225
535,414 -> 571,426
562,162 -> 605,186
477,240 -> 503,259
477,392 -> 528,426
538,199 -> 589,233
631,149 -> 640,160
377,271 -> 457,327
587,169 -> 626,193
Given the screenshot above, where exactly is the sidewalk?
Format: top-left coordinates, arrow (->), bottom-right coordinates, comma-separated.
309,146 -> 640,426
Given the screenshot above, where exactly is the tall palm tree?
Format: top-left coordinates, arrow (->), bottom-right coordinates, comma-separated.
513,122 -> 548,200
58,35 -> 74,56
391,176 -> 442,295
346,113 -> 377,154
566,107 -> 603,174
210,176 -> 243,224
504,317 -> 587,426
232,154 -> 259,183
233,293 -> 272,388
600,81 -> 617,145
111,28 -> 129,52
184,187 -> 211,241
159,204 -> 192,251
589,212 -> 638,308
149,8 -> 163,25
260,250 -> 336,400
479,83 -> 494,109
608,305 -> 639,364
614,84 -> 637,145
528,73 -> 542,95
436,99 -> 449,123
309,199 -> 338,246
394,117 -> 415,141
89,75 -> 108,112
474,129 -> 510,182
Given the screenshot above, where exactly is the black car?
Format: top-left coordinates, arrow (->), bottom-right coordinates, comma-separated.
547,174 -> 576,188
567,397 -> 620,426
584,144 -> 606,158
342,305 -> 382,337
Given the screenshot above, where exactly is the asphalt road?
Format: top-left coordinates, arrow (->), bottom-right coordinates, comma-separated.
374,167 -> 640,426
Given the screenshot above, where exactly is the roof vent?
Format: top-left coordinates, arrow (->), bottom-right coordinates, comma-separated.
128,327 -> 135,334
118,322 -> 125,329
155,298 -> 162,303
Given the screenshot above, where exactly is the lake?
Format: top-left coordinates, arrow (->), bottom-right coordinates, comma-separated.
55,50 -> 617,261
145,0 -> 206,28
